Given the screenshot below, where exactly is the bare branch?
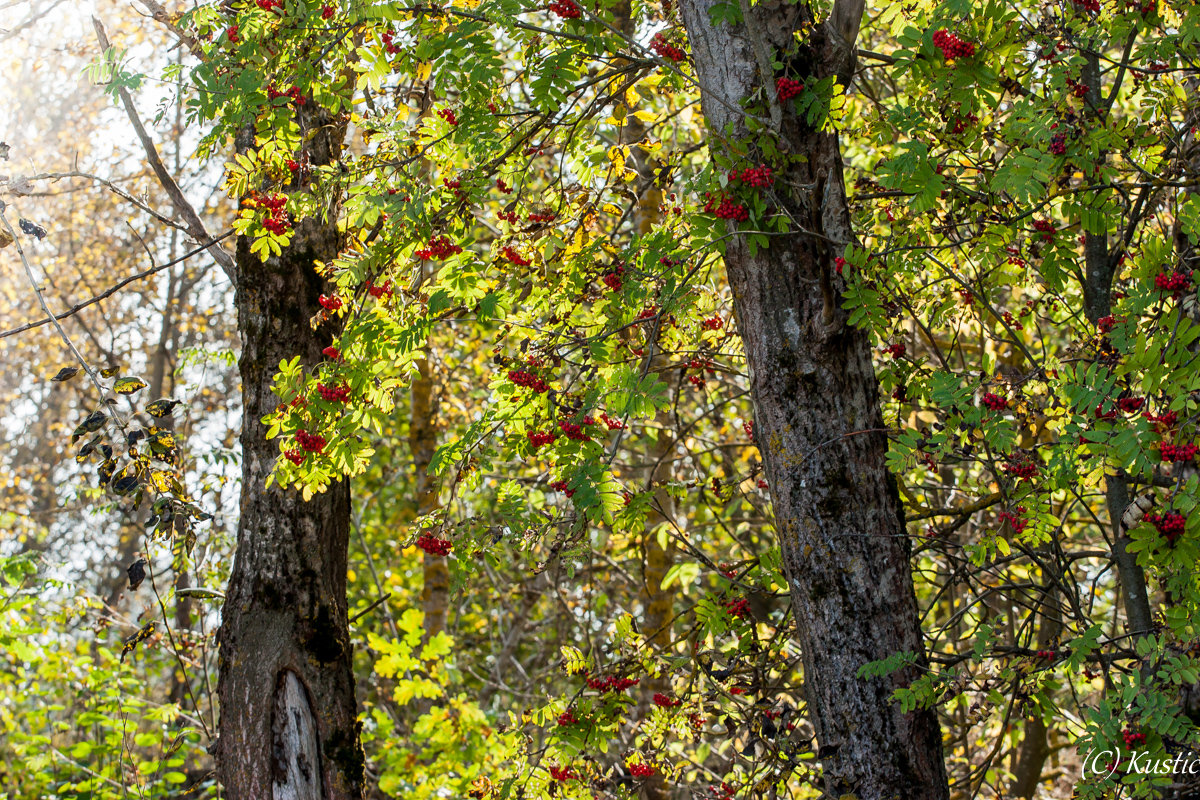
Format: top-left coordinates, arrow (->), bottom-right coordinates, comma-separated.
0,230 -> 234,340
91,16 -> 236,281
0,203 -> 126,428
130,0 -> 207,60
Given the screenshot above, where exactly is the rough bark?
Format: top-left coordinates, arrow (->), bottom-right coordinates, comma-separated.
676,1 -> 948,797
216,108 -> 364,799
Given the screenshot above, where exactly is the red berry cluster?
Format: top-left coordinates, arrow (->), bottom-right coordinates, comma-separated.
256,0 -> 283,12
497,178 -> 512,194
882,342 -> 906,358
586,674 -> 639,692
1144,410 -> 1178,432
998,508 -> 1029,534
322,345 -> 341,360
508,369 -> 550,393
226,24 -> 240,42
415,532 -> 451,555
652,693 -> 681,708
730,164 -> 773,188
1035,649 -> 1055,661
550,480 -> 575,497
558,418 -> 593,441
1154,270 -> 1193,297
599,412 -> 624,429
776,76 -> 804,101
1123,728 -> 1146,749
701,316 -> 724,331
602,265 -> 625,292
1049,134 -> 1067,156
249,191 -> 291,235
1002,458 -> 1039,480
1160,442 -> 1199,463
628,763 -> 656,778
724,596 -> 751,620
1033,219 -> 1056,240
502,246 -> 531,266
317,383 -> 351,403
321,4 -> 335,18
267,84 -> 306,105
702,192 -> 749,222
527,430 -> 557,449
932,29 -> 976,60
1116,396 -> 1144,413
982,392 -> 1008,411
557,710 -> 579,726
528,211 -> 556,223
743,420 -> 754,438
1074,0 -> 1100,12
319,294 -> 343,311
549,766 -> 578,782
834,256 -> 847,275
1097,314 -> 1117,333
381,30 -> 398,54
651,32 -> 686,62
437,107 -> 458,126
415,235 -> 463,260
295,430 -> 327,453
1145,511 -> 1185,543
708,783 -> 736,800
367,279 -> 392,298
284,448 -> 306,465
548,0 -> 581,17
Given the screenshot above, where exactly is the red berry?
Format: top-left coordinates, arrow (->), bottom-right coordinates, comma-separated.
295,430 -> 327,453
650,32 -> 686,62
775,76 -> 804,101
982,392 -> 1008,411
932,29 -> 976,60
548,0 -> 581,17
414,532 -> 451,556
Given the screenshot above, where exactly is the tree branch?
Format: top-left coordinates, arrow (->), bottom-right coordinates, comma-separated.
0,230 -> 234,340
91,17 -> 235,281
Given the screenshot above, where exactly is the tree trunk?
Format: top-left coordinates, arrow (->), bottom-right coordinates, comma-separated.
216,111 -> 364,799
676,2 -> 948,798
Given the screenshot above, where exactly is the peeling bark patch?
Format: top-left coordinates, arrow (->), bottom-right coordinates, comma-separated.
272,670 -> 324,800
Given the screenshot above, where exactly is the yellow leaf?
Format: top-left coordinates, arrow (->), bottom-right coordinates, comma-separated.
415,61 -> 432,82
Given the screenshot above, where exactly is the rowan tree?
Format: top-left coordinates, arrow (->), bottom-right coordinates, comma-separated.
4,0 -> 1200,799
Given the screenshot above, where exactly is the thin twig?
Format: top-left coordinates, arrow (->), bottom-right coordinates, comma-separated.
0,204 -> 125,428
0,230 -> 233,340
